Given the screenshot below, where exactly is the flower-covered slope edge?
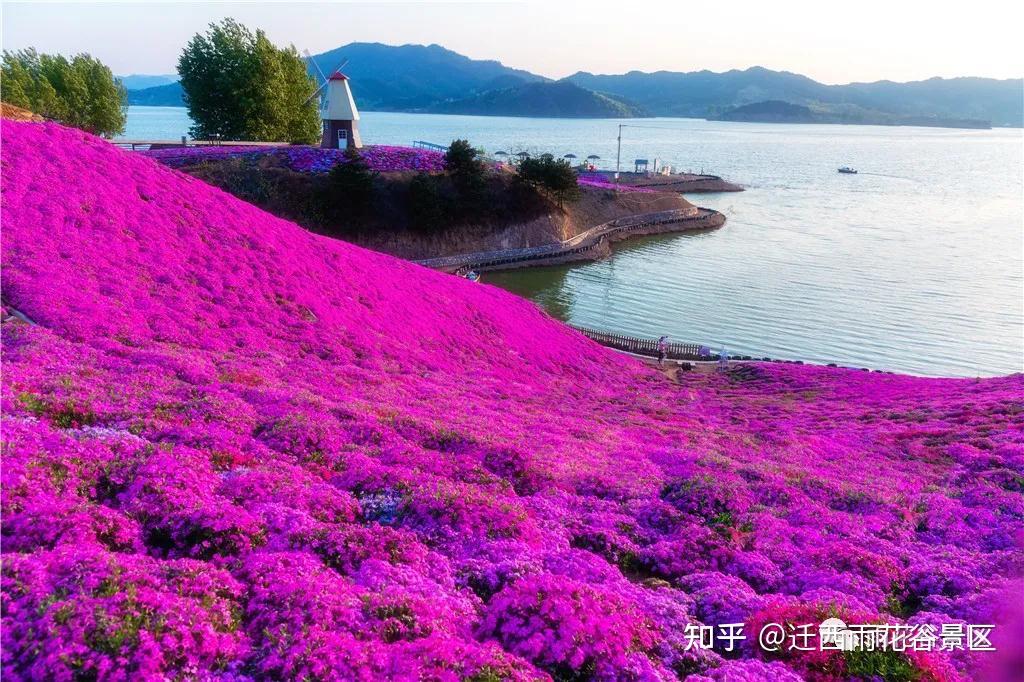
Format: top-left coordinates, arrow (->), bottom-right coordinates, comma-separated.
2,120 -> 1022,682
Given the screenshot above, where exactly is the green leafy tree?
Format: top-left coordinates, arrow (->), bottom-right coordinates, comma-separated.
444,139 -> 484,178
178,18 -> 319,143
517,156 -> 581,206
1,48 -> 126,136
0,56 -> 33,109
444,138 -> 486,205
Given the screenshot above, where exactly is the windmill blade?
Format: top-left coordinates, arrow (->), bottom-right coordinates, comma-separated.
304,49 -> 328,84
303,80 -> 329,105
329,58 -> 349,76
303,57 -> 350,106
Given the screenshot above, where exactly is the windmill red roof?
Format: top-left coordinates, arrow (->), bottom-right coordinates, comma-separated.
328,71 -> 349,81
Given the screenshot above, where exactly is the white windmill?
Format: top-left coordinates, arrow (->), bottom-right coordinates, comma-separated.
305,52 -> 363,150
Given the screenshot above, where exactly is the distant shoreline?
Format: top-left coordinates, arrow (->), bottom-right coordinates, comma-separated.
124,105 -> 1019,129
710,117 -> 995,130
707,101 -> 994,129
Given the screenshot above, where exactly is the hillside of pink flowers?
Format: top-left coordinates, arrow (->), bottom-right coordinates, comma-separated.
143,144 -> 447,173
2,120 -> 1022,682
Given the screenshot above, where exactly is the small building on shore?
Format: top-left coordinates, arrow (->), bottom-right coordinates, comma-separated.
321,71 -> 362,150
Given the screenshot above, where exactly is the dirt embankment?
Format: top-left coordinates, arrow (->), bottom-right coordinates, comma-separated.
1,104 -> 44,122
360,188 -> 692,260
176,154 -> 694,261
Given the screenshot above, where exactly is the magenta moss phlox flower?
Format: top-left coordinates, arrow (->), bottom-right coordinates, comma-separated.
2,120 -> 1021,681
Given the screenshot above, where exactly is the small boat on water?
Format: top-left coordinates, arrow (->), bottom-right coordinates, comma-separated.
838,166 -> 858,174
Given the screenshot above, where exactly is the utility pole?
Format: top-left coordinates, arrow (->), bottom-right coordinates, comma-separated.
615,124 -> 623,189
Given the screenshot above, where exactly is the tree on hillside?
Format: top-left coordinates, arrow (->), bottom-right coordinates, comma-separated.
444,138 -> 486,206
1,49 -> 126,136
178,18 -> 320,143
322,148 -> 377,220
517,156 -> 581,207
444,139 -> 484,179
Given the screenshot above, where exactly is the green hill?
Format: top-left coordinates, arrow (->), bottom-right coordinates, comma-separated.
569,68 -> 1022,127
308,42 -> 546,110
116,73 -> 178,90
710,99 -> 992,128
429,80 -> 645,118
126,81 -> 184,106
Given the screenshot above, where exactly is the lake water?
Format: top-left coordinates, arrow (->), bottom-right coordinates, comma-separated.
122,107 -> 1023,377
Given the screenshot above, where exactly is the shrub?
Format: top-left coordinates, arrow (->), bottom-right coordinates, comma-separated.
322,147 -> 377,220
196,156 -> 273,204
445,138 -> 486,205
478,575 -> 658,675
406,173 -> 448,233
517,156 -> 581,206
444,138 -> 484,182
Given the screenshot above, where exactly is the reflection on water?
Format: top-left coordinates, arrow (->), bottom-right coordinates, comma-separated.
123,107 -> 1023,377
488,266 -> 576,321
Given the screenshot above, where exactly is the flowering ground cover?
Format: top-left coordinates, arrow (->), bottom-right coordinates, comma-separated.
2,120 -> 1022,681
578,172 -> 657,193
143,143 -> 447,173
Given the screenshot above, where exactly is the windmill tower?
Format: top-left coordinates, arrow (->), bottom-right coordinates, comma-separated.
306,53 -> 363,150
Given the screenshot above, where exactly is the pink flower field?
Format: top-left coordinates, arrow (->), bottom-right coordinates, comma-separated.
142,144 -> 447,173
2,120 -> 1022,681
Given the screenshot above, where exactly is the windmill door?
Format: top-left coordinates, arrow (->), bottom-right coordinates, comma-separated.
337,129 -> 348,149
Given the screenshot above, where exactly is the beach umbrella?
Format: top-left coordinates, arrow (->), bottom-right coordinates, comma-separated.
564,153 -> 577,160
494,151 -> 508,157
587,154 -> 600,160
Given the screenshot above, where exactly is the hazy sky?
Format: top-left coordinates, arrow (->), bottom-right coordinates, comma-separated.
3,0 -> 1022,83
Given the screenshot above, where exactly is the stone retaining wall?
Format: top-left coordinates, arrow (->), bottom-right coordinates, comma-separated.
416,208 -> 725,273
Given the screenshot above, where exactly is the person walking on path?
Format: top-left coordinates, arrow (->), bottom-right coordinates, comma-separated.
657,336 -> 669,367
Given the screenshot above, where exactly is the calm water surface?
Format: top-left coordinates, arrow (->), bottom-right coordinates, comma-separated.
123,107 -> 1023,377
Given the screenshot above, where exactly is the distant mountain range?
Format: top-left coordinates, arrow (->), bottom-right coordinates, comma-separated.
708,99 -> 992,129
125,43 -> 1023,127
427,80 -> 644,118
569,67 -> 1022,128
117,73 -> 178,90
308,42 -> 544,110
126,81 -> 184,106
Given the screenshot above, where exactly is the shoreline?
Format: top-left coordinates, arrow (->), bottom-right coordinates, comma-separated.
121,105 -> 1021,131
590,171 -> 744,193
415,206 -> 725,273
575,326 -> 901,375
